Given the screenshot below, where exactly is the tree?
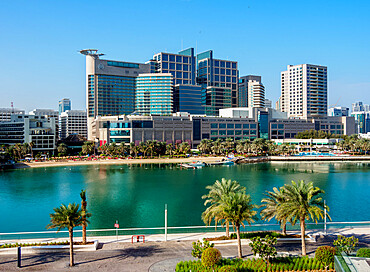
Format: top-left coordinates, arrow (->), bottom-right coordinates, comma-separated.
249,235 -> 277,268
333,235 -> 359,255
47,203 -> 85,266
191,238 -> 214,259
202,178 -> 246,237
82,141 -> 95,155
260,187 -> 288,235
198,139 -> 213,154
80,190 -> 92,245
57,143 -> 68,156
220,192 -> 257,258
278,180 -> 330,256
315,246 -> 335,271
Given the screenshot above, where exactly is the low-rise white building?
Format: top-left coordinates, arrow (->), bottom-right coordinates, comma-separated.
0,113 -> 57,152
0,108 -> 25,122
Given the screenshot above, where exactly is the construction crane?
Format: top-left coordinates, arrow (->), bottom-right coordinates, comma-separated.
329,97 -> 341,108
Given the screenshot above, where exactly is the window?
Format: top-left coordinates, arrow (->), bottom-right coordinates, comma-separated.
250,124 -> 257,129
183,57 -> 189,63
170,63 -> 175,70
162,54 -> 168,61
211,130 -> 218,135
235,130 -> 242,135
176,56 -> 182,62
176,64 -> 182,70
243,130 -> 249,135
162,62 -> 168,69
215,68 -> 219,74
278,124 -> 284,129
183,65 -> 188,71
219,123 -> 226,128
235,124 -> 241,129
227,124 -> 234,129
227,130 -> 234,135
250,130 -> 256,135
219,130 -> 226,135
211,123 -> 218,128
169,55 -> 175,62
243,124 -> 249,129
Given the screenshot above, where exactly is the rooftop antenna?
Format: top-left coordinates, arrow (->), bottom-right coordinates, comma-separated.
11,102 -> 14,113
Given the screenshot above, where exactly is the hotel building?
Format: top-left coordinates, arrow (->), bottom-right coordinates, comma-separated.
280,64 -> 328,118
80,49 -> 150,139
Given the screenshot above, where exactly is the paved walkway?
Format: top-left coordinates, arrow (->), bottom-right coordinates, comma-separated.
0,228 -> 369,271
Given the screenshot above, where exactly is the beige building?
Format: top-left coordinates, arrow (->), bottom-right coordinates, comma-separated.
248,80 -> 265,108
280,64 -> 327,118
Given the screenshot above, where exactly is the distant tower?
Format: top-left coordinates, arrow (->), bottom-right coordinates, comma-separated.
58,98 -> 71,115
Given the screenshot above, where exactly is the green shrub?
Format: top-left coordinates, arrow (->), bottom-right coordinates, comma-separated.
218,265 -> 237,272
201,247 -> 221,268
333,235 -> 359,255
356,248 -> 370,258
315,246 -> 335,269
191,238 -> 214,259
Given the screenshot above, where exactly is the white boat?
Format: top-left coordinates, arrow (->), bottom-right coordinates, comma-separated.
179,161 -> 206,169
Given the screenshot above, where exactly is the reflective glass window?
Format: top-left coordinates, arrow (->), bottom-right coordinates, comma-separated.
162,54 -> 168,61
226,62 -> 231,68
176,64 -> 182,70
176,56 -> 182,62
211,123 -> 218,128
219,130 -> 226,135
227,124 -> 234,129
169,55 -> 175,62
162,62 -> 168,69
219,123 -> 226,128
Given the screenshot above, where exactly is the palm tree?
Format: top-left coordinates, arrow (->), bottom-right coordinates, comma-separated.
47,203 -> 85,266
80,190 -> 92,245
82,141 -> 95,155
165,143 -> 174,157
57,143 -> 68,156
278,180 -> 329,256
202,178 -> 246,237
220,192 -> 257,258
224,138 -> 235,153
197,139 -> 212,154
260,187 -> 288,235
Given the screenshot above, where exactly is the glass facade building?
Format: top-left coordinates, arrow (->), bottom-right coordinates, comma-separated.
197,50 -> 238,115
135,73 -> 173,115
58,98 -> 71,115
148,48 -> 203,114
173,85 -> 203,114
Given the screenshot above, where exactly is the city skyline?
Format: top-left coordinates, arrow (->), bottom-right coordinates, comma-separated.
0,0 -> 369,111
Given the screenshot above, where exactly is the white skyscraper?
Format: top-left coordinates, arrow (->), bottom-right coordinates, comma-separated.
280,64 -> 327,118
247,80 -> 265,108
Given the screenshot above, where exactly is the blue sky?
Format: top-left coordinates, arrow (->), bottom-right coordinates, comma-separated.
0,0 -> 369,111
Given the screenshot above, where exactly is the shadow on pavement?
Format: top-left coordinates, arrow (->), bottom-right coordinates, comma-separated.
76,244 -> 164,266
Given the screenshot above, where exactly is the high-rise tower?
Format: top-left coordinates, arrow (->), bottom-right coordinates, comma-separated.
80,49 -> 150,139
280,64 -> 327,118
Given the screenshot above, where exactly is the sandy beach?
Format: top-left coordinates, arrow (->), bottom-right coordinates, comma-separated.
15,156 -> 223,169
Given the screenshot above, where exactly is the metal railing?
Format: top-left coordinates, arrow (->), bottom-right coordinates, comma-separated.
0,221 -> 369,241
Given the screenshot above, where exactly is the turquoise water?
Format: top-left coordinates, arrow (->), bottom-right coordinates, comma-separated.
0,162 -> 369,234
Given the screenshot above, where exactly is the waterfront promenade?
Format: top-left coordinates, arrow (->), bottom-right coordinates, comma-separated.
0,227 -> 369,271
14,155 -> 370,169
